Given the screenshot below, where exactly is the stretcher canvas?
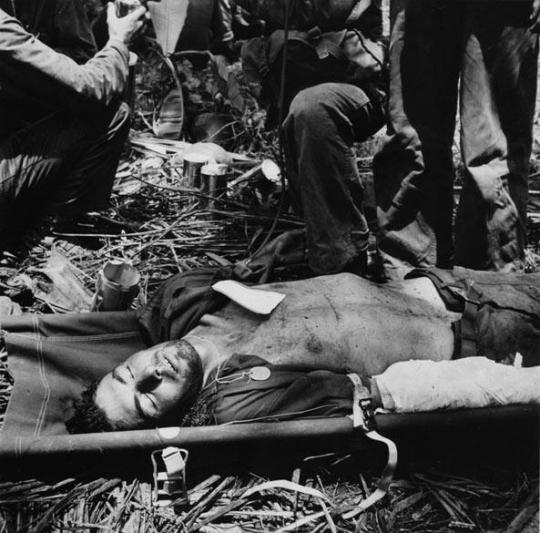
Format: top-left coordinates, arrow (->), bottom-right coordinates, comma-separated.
0,311 -> 145,438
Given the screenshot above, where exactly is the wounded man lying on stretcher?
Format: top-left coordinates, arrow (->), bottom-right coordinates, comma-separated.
66,267 -> 540,433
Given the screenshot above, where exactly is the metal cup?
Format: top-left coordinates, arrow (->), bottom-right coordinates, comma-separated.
200,163 -> 228,211
229,159 -> 281,188
115,0 -> 141,17
182,152 -> 208,188
92,260 -> 141,312
260,159 -> 281,184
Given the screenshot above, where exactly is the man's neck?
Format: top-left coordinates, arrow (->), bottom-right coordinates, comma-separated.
183,335 -> 222,383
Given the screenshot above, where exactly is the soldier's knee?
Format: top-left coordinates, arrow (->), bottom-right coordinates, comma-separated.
288,87 -> 328,126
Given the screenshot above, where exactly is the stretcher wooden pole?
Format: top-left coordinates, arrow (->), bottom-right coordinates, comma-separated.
0,405 -> 536,459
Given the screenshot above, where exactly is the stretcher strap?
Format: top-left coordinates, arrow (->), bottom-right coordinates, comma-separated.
342,430 -> 398,520
344,374 -> 398,520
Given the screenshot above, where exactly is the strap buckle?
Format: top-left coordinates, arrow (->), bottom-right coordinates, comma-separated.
151,447 -> 189,508
347,373 -> 376,432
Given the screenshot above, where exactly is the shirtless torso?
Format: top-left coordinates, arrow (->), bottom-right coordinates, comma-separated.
185,274 -> 460,382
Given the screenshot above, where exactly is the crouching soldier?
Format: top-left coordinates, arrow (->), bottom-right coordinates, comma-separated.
0,3 -> 145,255
238,0 -> 387,275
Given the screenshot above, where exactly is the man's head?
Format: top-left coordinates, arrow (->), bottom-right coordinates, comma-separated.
66,340 -> 203,433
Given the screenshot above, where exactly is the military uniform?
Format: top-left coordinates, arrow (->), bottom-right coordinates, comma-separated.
0,9 -> 130,252
239,0 -> 387,274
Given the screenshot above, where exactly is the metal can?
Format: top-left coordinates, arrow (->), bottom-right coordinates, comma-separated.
200,163 -> 228,211
92,260 -> 141,312
182,152 -> 208,188
228,159 -> 281,189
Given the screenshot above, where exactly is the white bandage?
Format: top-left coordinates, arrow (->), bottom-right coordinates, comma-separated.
374,357 -> 540,413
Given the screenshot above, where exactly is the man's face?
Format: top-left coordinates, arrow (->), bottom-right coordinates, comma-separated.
95,341 -> 192,429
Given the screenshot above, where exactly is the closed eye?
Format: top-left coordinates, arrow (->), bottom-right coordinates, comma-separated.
134,393 -> 158,421
146,393 -> 158,410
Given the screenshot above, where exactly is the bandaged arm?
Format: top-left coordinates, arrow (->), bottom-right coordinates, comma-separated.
373,357 -> 540,413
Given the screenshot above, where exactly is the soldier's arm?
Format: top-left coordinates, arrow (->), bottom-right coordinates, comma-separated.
0,5 -> 144,112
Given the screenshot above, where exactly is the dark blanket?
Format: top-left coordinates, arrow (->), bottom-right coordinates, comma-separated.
137,267 -> 232,345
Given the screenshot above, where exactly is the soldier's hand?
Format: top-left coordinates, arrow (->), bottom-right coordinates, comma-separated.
107,2 -> 147,45
530,0 -> 540,32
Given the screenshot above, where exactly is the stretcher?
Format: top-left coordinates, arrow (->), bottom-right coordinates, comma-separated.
0,310 -> 537,480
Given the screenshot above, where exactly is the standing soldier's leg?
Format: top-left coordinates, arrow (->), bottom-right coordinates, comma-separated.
456,3 -> 538,270
374,0 -> 461,279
